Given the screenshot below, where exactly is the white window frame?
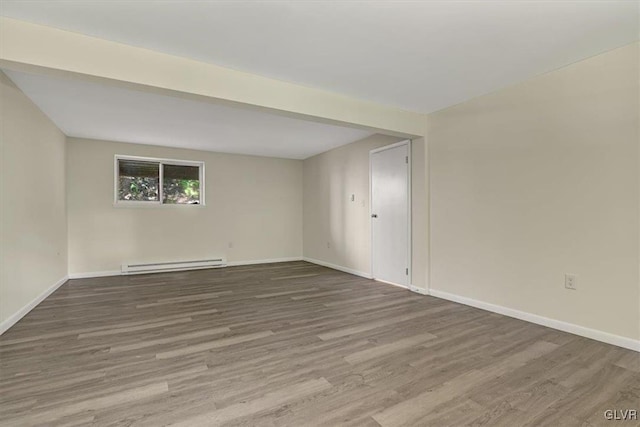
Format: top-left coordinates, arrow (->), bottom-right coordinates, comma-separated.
114,155 -> 205,207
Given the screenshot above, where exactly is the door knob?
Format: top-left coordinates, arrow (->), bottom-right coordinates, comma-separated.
371,214 -> 378,218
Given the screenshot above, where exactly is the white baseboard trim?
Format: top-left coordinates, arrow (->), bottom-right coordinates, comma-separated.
68,270 -> 121,279
429,289 -> 640,352
227,257 -> 303,267
0,275 -> 69,335
409,285 -> 429,295
302,257 -> 372,279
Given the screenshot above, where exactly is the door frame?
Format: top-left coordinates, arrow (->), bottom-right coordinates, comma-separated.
369,139 -> 412,288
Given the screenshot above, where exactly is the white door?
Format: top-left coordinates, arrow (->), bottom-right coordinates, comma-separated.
371,141 -> 410,287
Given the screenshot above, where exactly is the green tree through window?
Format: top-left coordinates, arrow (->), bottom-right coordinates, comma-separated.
116,157 -> 203,205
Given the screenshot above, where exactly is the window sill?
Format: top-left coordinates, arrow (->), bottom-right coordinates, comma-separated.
113,202 -> 206,208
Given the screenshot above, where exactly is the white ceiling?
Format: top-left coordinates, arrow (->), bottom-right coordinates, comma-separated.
1,0 -> 637,114
5,70 -> 373,159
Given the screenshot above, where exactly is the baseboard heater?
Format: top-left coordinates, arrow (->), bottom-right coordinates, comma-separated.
121,257 -> 227,275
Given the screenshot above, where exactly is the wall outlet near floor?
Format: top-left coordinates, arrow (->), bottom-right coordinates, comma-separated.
228,242 -> 233,249
327,242 -> 331,249
565,273 -> 577,290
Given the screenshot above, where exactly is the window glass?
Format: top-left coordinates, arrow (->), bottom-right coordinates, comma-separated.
163,164 -> 200,204
118,160 -> 160,201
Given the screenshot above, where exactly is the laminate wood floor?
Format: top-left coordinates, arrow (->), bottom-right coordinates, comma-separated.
1,261 -> 638,426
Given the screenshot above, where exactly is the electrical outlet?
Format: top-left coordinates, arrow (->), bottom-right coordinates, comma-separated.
228,242 -> 233,249
565,274 -> 577,290
351,194 -> 355,202
327,242 -> 331,249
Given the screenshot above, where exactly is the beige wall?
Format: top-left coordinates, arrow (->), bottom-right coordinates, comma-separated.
67,138 -> 303,275
303,134 -> 429,290
0,71 -> 68,329
429,43 -> 639,341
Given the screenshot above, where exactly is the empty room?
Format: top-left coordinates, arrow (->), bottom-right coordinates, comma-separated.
0,1 -> 638,426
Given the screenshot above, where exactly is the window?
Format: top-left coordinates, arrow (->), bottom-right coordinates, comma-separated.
115,156 -> 204,206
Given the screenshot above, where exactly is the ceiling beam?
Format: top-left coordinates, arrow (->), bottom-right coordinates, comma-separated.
0,17 -> 426,137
